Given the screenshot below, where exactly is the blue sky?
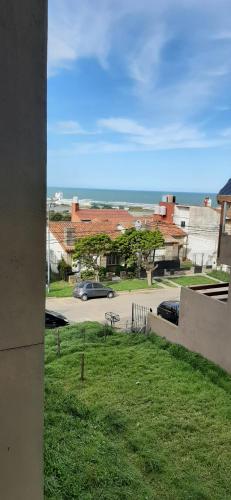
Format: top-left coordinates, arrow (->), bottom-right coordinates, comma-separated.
48,0 -> 231,192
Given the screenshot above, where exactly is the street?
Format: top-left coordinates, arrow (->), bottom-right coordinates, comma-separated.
46,287 -> 181,328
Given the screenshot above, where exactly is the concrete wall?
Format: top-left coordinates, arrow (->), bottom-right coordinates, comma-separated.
0,2 -> 47,499
148,281 -> 231,373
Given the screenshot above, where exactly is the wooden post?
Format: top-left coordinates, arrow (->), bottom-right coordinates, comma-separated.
56,330 -> 61,356
218,202 -> 225,259
80,352 -> 85,381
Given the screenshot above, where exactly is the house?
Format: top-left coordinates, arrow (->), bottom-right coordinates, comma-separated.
148,180 -> 231,373
71,197 -> 134,224
151,195 -> 220,267
47,198 -> 187,274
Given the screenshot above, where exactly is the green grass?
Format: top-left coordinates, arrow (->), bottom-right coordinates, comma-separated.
207,270 -> 230,283
45,323 -> 231,499
48,279 -> 160,297
169,275 -> 218,287
157,278 -> 178,288
104,279 -> 160,292
48,280 -> 73,297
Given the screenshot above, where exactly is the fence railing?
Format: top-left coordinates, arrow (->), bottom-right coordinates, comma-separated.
131,303 -> 150,333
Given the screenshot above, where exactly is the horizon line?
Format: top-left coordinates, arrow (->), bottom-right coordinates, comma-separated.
47,185 -> 217,195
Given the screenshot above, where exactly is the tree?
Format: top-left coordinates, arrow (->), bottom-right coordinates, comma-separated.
74,234 -> 113,281
114,228 -> 164,286
57,258 -> 72,281
49,211 -> 71,221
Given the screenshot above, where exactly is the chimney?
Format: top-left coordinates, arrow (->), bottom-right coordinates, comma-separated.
71,196 -> 80,221
64,227 -> 76,247
159,195 -> 176,223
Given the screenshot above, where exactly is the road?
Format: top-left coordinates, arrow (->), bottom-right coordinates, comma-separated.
46,287 -> 181,328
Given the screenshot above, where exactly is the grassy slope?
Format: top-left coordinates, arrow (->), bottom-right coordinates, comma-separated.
169,275 -> 217,287
45,323 -> 231,500
207,270 -> 230,282
48,279 -> 160,297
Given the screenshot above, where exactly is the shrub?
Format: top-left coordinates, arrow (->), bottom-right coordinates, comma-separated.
81,269 -> 94,281
57,258 -> 72,281
99,266 -> 107,281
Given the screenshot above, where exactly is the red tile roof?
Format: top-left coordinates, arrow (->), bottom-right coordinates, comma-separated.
49,215 -> 186,253
137,216 -> 187,238
72,208 -> 134,223
49,221 -> 125,252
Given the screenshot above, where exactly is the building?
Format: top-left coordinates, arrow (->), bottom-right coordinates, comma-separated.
217,178 -> 231,266
71,197 -> 134,224
47,199 -> 187,274
152,196 -> 220,267
148,181 -> 231,373
1,2 -> 46,497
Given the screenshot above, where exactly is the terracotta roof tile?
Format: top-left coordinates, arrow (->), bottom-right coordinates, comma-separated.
72,209 -> 134,223
49,214 -> 186,253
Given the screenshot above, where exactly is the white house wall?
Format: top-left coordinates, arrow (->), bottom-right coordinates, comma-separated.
47,228 -> 68,273
174,206 -> 219,266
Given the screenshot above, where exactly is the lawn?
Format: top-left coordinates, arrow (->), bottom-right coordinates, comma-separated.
207,270 -> 231,282
157,278 -> 178,288
47,280 -> 73,297
104,279 -> 160,292
169,275 -> 218,287
47,279 -> 160,297
45,323 -> 231,499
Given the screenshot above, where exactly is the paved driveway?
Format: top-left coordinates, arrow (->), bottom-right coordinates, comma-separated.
46,287 -> 181,327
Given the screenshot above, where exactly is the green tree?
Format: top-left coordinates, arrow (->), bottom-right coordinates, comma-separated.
74,234 -> 113,281
57,258 -> 72,281
114,228 -> 164,286
49,211 -> 71,221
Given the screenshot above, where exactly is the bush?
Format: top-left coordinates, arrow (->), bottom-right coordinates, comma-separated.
99,266 -> 107,281
49,211 -> 71,221
81,269 -> 94,281
57,258 -> 72,281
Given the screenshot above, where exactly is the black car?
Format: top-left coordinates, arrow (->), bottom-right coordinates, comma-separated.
157,301 -> 180,325
73,281 -> 115,301
45,310 -> 69,329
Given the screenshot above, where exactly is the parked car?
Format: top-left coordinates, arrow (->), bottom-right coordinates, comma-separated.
73,281 -> 115,301
157,301 -> 180,325
45,310 -> 69,329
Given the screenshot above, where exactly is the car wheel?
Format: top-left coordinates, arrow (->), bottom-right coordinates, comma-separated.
108,291 -> 114,299
81,294 -> 88,301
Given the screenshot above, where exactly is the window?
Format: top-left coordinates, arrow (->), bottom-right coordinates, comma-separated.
181,221 -> 186,228
93,283 -> 102,288
86,283 -> 93,289
107,253 -> 120,266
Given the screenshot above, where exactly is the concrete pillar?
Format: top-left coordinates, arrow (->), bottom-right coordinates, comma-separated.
0,2 -> 47,499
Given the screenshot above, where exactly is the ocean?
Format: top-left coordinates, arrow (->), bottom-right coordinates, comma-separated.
47,186 -> 217,207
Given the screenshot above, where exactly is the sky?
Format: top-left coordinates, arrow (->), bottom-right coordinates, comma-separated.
48,0 -> 231,193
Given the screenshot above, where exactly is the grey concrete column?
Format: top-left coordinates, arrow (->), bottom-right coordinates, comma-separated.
0,2 -> 47,499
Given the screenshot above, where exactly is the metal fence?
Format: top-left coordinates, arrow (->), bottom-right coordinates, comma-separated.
131,303 -> 150,333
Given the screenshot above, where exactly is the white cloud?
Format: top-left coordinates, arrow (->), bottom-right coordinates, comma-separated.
127,25 -> 169,90
48,0 -> 231,120
48,120 -> 97,135
98,117 -> 148,136
49,116 -> 231,155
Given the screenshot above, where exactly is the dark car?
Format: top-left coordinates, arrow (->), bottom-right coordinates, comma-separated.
73,281 -> 115,301
157,301 -> 180,325
45,310 -> 69,329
